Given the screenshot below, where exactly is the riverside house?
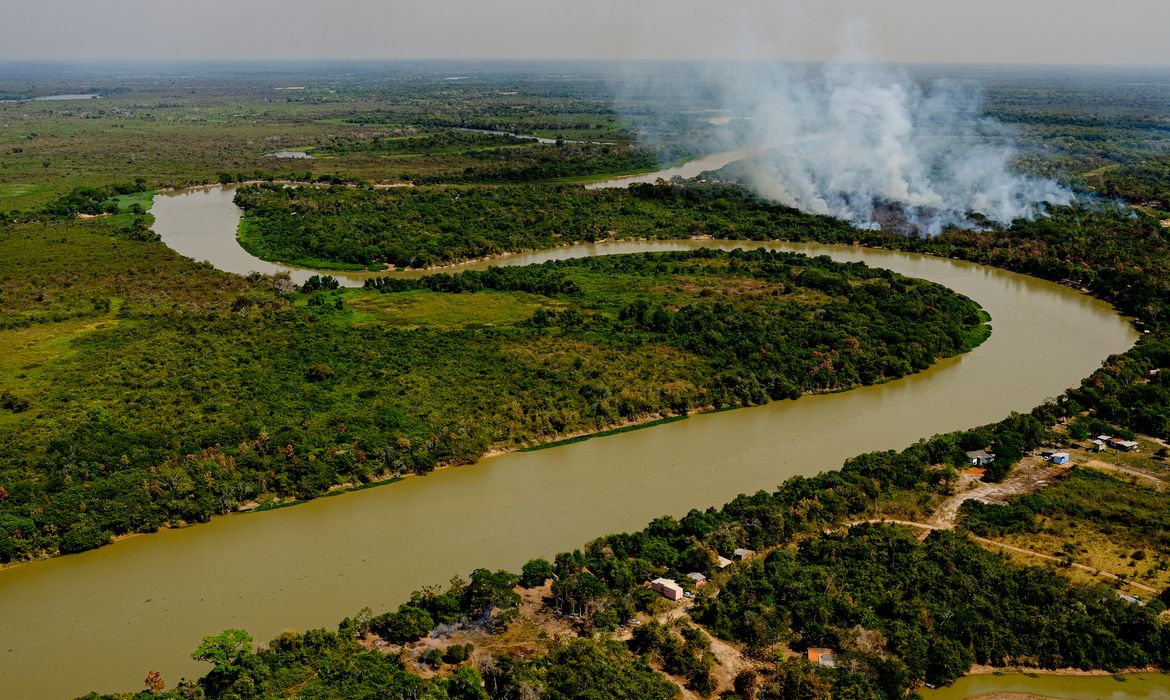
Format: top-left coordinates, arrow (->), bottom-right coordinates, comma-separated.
650,577 -> 684,601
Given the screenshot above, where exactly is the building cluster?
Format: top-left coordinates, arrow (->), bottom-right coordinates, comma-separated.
647,549 -> 756,601
1093,435 -> 1140,452
645,549 -> 836,670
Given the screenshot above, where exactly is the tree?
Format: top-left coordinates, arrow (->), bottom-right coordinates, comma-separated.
307,362 -> 334,382
519,558 -> 554,587
372,605 -> 435,643
191,628 -> 253,675
543,638 -> 680,700
144,670 -> 165,693
446,666 -> 490,699
463,568 -> 520,625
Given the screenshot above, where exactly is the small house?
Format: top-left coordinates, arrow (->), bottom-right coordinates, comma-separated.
686,572 -> 708,587
733,548 -> 755,561
960,467 -> 986,477
650,577 -> 684,601
965,450 -> 996,467
1091,439 -> 1107,453
1098,435 -> 1140,452
1049,452 -> 1070,465
807,648 -> 836,667
716,556 -> 733,569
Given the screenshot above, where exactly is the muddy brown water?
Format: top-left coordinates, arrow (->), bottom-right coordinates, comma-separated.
922,673 -> 1170,700
0,183 -> 1144,698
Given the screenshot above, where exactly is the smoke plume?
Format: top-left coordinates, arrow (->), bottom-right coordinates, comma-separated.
621,46 -> 1072,234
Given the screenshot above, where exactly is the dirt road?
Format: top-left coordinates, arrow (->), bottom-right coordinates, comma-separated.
855,519 -> 1158,595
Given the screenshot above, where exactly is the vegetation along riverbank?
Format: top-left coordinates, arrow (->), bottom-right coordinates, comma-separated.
0,238 -> 988,563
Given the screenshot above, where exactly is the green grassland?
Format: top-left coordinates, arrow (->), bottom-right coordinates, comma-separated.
0,70 -> 652,213
343,288 -> 566,329
962,466 -> 1170,589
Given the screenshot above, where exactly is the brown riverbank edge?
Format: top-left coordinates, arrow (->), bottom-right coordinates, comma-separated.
967,665 -> 1162,677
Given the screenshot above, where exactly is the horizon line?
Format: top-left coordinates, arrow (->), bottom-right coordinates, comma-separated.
1,57 -> 1169,70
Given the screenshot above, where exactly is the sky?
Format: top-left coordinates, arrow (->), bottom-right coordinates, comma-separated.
5,0 -> 1169,66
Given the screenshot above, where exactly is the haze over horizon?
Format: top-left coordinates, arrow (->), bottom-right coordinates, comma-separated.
6,0 -> 1170,67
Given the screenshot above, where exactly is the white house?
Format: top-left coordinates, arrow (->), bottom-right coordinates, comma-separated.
965,450 -> 996,466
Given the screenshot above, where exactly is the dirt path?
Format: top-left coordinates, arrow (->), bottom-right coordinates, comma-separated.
703,629 -> 757,694
515,580 -> 575,639
856,519 -> 1158,595
1083,460 -> 1166,490
613,599 -> 759,697
928,457 -> 1068,528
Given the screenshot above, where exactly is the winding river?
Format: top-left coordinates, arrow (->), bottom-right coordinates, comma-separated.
0,176 -> 1144,698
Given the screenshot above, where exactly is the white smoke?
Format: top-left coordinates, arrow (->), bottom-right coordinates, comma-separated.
718,53 -> 1072,233
622,44 -> 1073,234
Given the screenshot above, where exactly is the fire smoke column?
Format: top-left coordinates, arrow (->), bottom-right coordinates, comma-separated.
700,50 -> 1074,233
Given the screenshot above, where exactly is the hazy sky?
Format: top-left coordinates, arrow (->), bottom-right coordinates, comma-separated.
5,0 -> 1169,65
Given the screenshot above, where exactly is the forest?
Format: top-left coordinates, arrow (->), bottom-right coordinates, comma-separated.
79,173 -> 1170,700
231,181 -> 854,269
0,242 -> 986,562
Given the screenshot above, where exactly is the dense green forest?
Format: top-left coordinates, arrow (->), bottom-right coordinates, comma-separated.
236,177 -> 1170,443
701,526 -> 1166,687
232,181 -> 854,269
0,242 -> 986,562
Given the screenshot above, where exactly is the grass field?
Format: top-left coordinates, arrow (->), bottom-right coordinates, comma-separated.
988,453 -> 1170,593
343,288 -> 566,329
0,70 -> 644,212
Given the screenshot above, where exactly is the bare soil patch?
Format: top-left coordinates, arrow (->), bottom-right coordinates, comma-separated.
928,456 -> 1069,528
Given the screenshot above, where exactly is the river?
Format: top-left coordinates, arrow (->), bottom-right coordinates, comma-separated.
922,673 -> 1170,700
0,180 -> 1143,698
585,146 -> 765,189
